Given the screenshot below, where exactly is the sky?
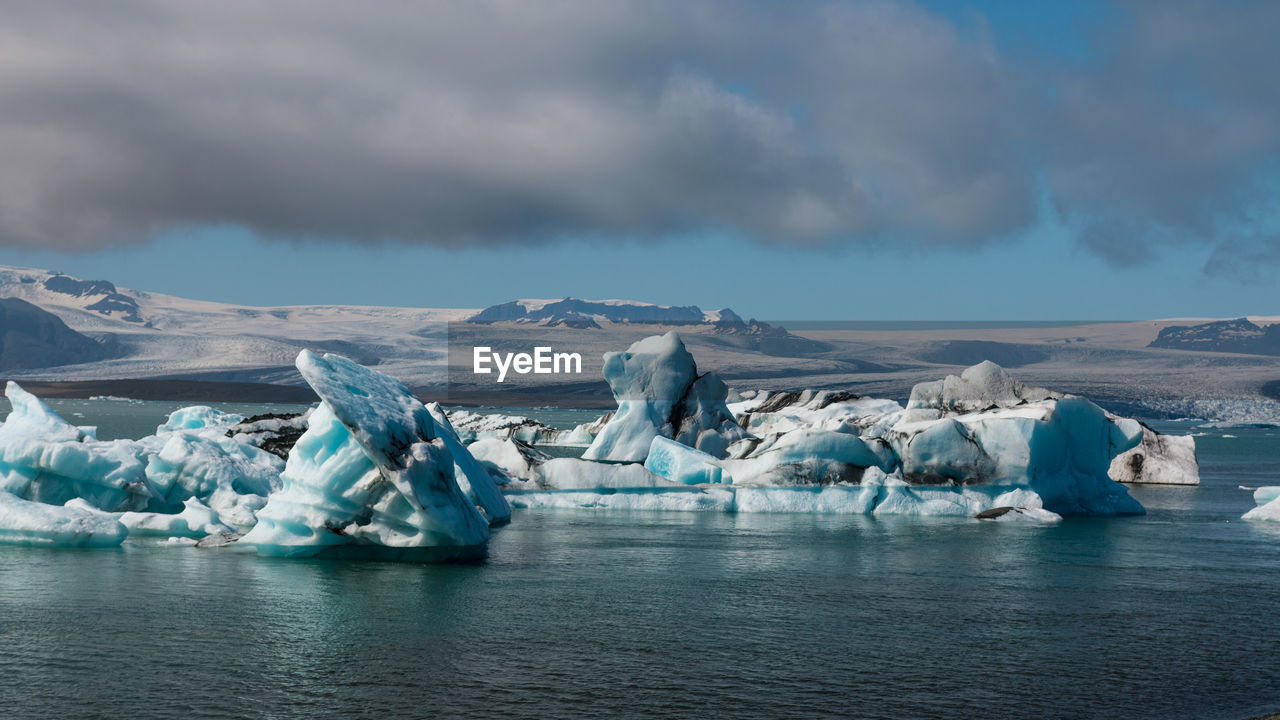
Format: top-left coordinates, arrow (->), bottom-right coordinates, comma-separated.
0,0 -> 1277,320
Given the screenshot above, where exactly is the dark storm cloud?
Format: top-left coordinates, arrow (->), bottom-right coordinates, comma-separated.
0,1 -> 1276,269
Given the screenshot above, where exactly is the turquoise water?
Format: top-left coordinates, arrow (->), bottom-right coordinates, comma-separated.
1,406 -> 1279,719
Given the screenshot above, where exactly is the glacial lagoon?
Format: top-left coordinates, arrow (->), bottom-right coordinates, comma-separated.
1,398 -> 1278,719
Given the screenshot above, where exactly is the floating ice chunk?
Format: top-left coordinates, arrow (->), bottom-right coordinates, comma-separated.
140,430 -> 282,530
1244,487 -> 1280,521
467,437 -> 549,484
1255,487 -> 1280,506
645,437 -> 726,485
0,382 -> 153,511
0,491 -> 127,547
530,457 -> 676,490
241,402 -> 381,554
1108,422 -> 1199,485
120,497 -> 234,537
243,352 -> 491,559
975,506 -> 1063,522
885,382 -> 1145,515
159,406 -> 244,435
583,332 -> 748,462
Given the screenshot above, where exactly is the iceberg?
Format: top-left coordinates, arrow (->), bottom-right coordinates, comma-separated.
881,362 -> 1145,516
1244,487 -> 1280,522
1107,421 -> 1199,485
467,437 -> 550,484
583,331 -> 749,462
0,381 -> 153,512
0,491 -> 128,547
0,382 -> 290,543
425,403 -> 511,525
241,351 -> 494,559
499,342 -> 1143,518
140,426 -> 283,530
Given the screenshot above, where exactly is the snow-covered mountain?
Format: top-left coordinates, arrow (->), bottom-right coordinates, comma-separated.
468,298 -> 743,327
1149,317 -> 1280,356
0,265 -> 471,386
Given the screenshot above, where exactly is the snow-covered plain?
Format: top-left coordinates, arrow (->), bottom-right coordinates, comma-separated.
4,263 -> 1278,423
0,264 -> 469,387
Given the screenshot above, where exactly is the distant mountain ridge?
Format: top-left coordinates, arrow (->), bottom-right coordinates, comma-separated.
468,298 -> 742,326
42,275 -> 144,323
1148,318 -> 1280,356
0,297 -> 117,370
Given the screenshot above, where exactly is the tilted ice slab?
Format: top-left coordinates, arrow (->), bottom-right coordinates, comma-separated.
243,351 -> 501,559
645,437 -> 726,485
583,331 -> 749,462
425,403 -> 511,524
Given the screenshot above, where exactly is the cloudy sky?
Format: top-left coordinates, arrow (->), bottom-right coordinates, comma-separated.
2,0 -> 1277,319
